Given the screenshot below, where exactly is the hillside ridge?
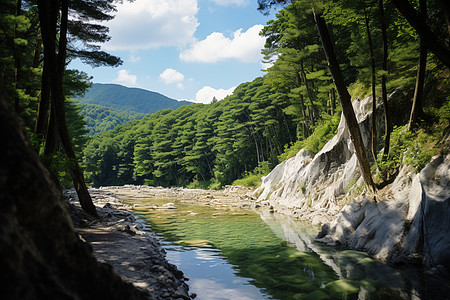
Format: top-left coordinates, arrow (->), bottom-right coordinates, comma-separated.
77,83 -> 191,114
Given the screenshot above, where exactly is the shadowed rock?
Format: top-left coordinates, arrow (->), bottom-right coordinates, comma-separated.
0,92 -> 150,299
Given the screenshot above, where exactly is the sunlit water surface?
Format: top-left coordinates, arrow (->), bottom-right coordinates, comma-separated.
127,197 -> 424,300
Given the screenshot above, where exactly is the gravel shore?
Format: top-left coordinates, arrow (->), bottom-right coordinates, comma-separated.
65,188 -> 194,300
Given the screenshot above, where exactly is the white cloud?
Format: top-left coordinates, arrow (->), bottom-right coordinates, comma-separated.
159,69 -> 185,89
210,0 -> 249,6
113,69 -> 137,86
103,0 -> 199,51
261,53 -> 278,71
180,25 -> 265,63
194,85 -> 236,104
129,54 -> 141,63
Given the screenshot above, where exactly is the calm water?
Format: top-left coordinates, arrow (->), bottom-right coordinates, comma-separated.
128,197 -> 423,300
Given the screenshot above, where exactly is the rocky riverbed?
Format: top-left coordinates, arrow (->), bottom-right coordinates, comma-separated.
66,188 -> 194,299
65,185 -> 257,299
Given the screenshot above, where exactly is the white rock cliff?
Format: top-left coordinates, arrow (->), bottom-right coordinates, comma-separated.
254,91 -> 450,271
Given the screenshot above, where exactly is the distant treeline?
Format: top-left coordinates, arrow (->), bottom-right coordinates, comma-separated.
83,0 -> 449,188
80,103 -> 147,135
83,77 -> 303,188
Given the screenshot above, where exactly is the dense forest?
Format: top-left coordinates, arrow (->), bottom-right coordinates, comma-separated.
80,103 -> 147,135
83,77 -> 303,187
82,0 -> 449,189
1,0 -> 449,194
2,1 -> 449,298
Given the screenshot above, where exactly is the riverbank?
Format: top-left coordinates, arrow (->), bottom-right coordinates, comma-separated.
98,184 -> 256,207
99,184 -> 337,225
65,181 -> 450,299
65,188 -> 193,300
75,184 -> 433,299
65,184 -> 339,299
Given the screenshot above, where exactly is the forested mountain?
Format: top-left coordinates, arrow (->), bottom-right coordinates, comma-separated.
2,0 -> 449,297
83,77 -> 301,187
83,0 -> 449,190
80,103 -> 147,135
77,83 -> 191,114
2,0 -> 448,193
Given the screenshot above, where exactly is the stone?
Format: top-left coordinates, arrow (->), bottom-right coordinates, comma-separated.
254,91 -> 450,272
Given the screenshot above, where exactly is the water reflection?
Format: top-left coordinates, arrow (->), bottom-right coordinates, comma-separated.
163,243 -> 269,299
257,211 -> 424,299
129,197 -> 425,299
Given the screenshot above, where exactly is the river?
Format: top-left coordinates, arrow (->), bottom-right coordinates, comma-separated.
126,196 -> 424,300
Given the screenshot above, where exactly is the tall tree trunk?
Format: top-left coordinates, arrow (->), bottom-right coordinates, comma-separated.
250,127 -> 261,166
35,62 -> 50,136
299,62 -> 320,123
363,6 -> 378,162
13,0 -> 23,113
329,88 -> 336,115
299,94 -> 309,138
408,0 -> 427,132
37,0 -> 98,217
437,0 -> 450,40
379,0 -> 391,158
44,104 -> 56,156
313,10 -> 375,193
32,31 -> 42,68
392,0 -> 450,67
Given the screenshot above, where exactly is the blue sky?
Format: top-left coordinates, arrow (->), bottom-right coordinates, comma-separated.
69,0 -> 278,103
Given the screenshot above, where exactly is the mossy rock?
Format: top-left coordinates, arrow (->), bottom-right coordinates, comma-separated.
175,239 -> 213,247
322,279 -> 360,298
360,279 -> 377,293
301,290 -> 332,300
357,257 -> 374,266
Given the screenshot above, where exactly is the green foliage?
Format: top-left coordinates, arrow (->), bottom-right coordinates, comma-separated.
66,98 -> 90,156
302,113 -> 340,153
232,174 -> 263,188
374,103 -> 449,183
42,152 -> 76,188
186,180 -> 212,190
279,112 -> 340,161
232,161 -> 273,188
83,77 -> 298,187
80,103 -> 147,135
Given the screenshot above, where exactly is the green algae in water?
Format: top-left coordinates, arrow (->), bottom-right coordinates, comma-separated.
129,198 -> 338,299
127,197 -> 422,300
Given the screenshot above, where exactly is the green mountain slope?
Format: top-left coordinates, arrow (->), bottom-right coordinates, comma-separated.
77,83 -> 191,114
80,103 -> 147,135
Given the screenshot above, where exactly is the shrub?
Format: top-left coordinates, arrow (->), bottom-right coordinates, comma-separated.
279,113 -> 340,161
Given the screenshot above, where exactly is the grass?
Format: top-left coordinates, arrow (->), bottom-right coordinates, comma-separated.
373,101 -> 450,184
231,161 -> 273,188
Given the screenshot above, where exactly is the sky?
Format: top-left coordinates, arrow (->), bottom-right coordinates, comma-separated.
69,0 -> 278,104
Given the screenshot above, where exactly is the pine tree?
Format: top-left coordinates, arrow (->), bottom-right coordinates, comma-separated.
36,0 -> 122,217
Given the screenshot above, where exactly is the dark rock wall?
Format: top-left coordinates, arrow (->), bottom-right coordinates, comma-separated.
0,92 -> 150,300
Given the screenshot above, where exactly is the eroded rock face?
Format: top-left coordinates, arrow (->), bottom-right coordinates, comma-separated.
316,153 -> 450,279
253,95 -> 381,221
400,153 -> 450,267
254,90 -> 450,272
